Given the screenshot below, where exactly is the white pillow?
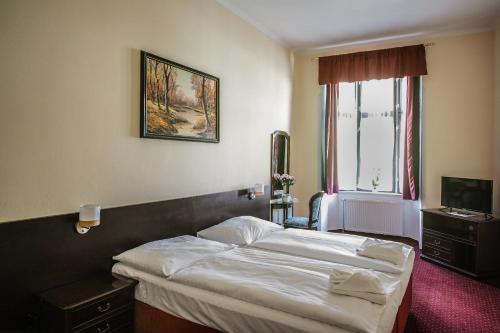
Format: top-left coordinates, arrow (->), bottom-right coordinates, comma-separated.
113,235 -> 234,277
197,216 -> 283,245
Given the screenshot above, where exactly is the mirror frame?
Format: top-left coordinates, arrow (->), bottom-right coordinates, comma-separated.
270,130 -> 290,197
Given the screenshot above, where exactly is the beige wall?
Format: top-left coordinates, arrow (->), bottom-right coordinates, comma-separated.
0,0 -> 292,223
291,32 -> 495,215
495,26 -> 500,214
423,32 -> 494,208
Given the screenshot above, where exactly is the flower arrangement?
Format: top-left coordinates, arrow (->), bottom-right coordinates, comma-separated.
273,173 -> 296,188
371,168 -> 381,191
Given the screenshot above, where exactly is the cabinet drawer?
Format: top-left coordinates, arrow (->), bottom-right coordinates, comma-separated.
422,244 -> 453,263
71,288 -> 132,328
422,232 -> 453,251
422,240 -> 477,273
422,212 -> 477,241
74,308 -> 132,333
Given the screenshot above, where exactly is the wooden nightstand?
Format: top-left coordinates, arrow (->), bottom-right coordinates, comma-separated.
40,275 -> 137,333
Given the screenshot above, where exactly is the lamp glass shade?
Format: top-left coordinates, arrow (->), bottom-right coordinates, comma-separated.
79,204 -> 100,227
254,183 -> 265,195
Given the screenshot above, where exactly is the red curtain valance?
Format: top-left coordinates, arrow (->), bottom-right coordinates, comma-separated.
318,44 -> 427,84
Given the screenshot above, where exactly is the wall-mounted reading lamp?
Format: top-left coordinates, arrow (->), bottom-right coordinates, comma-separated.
248,183 -> 265,200
75,204 -> 101,234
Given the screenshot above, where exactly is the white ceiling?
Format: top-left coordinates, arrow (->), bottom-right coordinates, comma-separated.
217,0 -> 500,51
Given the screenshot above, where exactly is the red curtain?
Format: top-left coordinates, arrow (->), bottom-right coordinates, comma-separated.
318,44 -> 427,84
323,83 -> 339,195
319,45 -> 425,199
402,77 -> 421,200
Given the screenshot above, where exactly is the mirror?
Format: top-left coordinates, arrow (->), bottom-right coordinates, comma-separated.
270,130 -> 290,197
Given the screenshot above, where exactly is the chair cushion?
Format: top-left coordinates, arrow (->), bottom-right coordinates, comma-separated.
284,216 -> 309,228
310,195 -> 323,222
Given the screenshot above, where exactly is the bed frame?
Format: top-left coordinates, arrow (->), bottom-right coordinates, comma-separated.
391,275 -> 412,333
134,274 -> 413,333
0,187 -> 269,330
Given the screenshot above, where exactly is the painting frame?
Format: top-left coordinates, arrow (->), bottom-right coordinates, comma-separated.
140,50 -> 220,143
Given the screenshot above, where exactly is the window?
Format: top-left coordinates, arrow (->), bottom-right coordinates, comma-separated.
336,78 -> 407,193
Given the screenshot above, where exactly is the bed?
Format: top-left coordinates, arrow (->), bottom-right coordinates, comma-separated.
112,218 -> 415,333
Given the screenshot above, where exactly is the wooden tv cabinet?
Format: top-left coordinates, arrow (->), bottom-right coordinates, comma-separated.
421,209 -> 500,278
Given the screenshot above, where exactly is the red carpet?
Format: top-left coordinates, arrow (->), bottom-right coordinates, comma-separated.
406,242 -> 500,333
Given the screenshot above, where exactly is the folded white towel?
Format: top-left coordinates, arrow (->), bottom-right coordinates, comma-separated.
329,265 -> 400,305
357,238 -> 405,265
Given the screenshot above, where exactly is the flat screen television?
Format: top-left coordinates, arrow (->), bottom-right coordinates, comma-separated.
441,177 -> 492,214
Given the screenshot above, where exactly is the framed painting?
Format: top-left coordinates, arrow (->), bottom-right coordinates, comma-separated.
140,51 -> 220,143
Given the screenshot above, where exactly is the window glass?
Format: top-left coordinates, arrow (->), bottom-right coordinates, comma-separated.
335,78 -> 407,193
337,83 -> 357,191
358,79 -> 394,191
398,78 -> 407,192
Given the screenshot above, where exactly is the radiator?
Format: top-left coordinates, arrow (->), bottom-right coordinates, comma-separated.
342,199 -> 403,236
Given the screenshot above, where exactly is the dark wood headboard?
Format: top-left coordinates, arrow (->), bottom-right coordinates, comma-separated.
0,187 -> 269,330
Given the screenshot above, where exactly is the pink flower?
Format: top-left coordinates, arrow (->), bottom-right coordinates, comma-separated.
273,173 -> 296,187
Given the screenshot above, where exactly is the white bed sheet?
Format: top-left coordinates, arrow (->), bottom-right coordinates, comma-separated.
112,249 -> 414,333
250,229 -> 413,274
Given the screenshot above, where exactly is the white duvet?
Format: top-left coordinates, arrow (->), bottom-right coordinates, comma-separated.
112,235 -> 235,277
170,247 -> 397,333
250,229 -> 413,273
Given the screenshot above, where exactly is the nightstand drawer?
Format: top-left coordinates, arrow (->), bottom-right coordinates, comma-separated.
72,288 -> 132,328
74,307 -> 133,333
40,275 -> 137,333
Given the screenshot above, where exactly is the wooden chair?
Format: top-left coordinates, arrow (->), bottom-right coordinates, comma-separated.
283,191 -> 325,230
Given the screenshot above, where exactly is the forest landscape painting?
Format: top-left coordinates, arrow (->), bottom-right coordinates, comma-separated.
140,51 -> 219,142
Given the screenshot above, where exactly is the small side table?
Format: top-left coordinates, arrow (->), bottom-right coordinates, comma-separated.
39,274 -> 137,333
270,197 -> 298,224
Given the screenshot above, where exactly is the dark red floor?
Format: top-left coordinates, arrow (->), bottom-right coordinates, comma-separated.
405,241 -> 500,333
333,231 -> 500,333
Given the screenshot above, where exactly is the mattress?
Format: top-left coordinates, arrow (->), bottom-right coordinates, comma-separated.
112,249 -> 414,333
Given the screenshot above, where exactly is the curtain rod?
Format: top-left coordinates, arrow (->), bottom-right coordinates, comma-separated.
309,42 -> 435,61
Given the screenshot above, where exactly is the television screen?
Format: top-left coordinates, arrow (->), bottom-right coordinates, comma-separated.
441,177 -> 492,213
